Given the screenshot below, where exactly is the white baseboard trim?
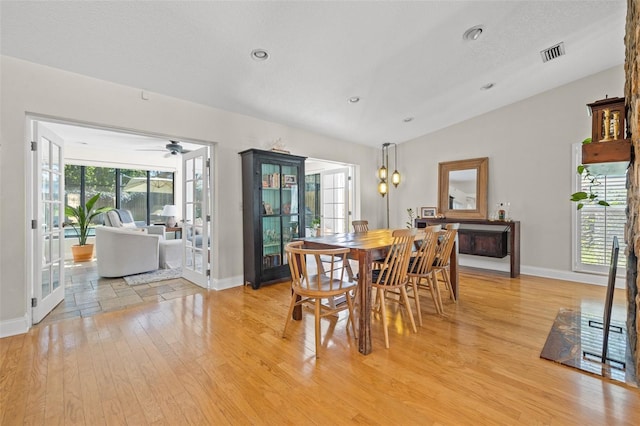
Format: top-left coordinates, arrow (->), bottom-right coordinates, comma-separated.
0,314 -> 30,338
208,260 -> 625,292
210,275 -> 245,291
459,257 -> 626,288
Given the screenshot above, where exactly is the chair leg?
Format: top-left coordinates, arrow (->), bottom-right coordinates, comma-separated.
315,298 -> 321,358
442,267 -> 456,302
400,286 -> 417,333
431,270 -> 445,314
425,274 -> 442,315
345,290 -> 357,337
344,256 -> 356,282
378,288 -> 390,349
282,293 -> 297,338
409,277 -> 423,327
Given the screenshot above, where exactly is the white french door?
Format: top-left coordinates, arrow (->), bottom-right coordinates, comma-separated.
32,123 -> 66,323
181,147 -> 211,288
320,167 -> 350,234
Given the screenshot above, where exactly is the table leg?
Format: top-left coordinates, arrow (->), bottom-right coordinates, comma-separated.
450,240 -> 459,300
357,249 -> 372,355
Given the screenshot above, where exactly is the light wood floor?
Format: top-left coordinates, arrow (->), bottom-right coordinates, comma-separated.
1,268 -> 639,425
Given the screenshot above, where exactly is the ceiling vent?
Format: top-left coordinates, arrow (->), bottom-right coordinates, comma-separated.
540,42 -> 565,63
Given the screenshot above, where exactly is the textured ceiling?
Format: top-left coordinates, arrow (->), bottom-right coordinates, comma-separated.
0,1 -> 627,148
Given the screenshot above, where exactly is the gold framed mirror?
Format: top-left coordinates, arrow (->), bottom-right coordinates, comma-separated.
438,157 -> 488,220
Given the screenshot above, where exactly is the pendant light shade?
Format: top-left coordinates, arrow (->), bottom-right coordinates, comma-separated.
378,180 -> 388,196
391,170 -> 401,187
378,165 -> 388,180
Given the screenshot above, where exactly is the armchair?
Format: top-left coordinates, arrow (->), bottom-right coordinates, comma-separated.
95,227 -> 160,277
104,209 -> 166,238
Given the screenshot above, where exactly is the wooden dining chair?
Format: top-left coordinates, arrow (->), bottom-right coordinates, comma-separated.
371,228 -> 417,348
316,220 -> 368,283
352,220 -> 369,232
432,226 -> 459,303
406,226 -> 441,322
283,241 -> 358,358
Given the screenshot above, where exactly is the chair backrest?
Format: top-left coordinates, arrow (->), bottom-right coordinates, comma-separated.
408,228 -> 438,276
445,223 -> 460,230
285,241 -> 352,292
105,209 -> 137,229
374,228 -> 416,287
352,220 -> 369,232
434,228 -> 458,268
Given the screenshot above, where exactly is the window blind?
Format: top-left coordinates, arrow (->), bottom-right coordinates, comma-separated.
577,174 -> 627,271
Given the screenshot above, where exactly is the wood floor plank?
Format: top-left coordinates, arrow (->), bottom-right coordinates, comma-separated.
1,267 -> 639,425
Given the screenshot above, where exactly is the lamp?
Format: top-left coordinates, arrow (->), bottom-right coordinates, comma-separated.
161,204 -> 179,228
377,142 -> 401,227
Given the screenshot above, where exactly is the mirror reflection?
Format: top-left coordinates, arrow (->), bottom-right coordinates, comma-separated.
448,169 -> 477,209
438,157 -> 488,220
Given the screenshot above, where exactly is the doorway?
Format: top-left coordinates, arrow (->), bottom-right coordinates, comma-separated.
305,159 -> 358,236
27,116 -> 215,323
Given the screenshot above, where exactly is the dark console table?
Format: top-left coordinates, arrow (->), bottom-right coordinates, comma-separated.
416,218 -> 520,278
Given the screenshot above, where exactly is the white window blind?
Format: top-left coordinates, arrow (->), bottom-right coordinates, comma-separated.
576,172 -> 627,273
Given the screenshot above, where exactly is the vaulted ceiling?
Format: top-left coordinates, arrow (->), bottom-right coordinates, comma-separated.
1,1 -> 627,148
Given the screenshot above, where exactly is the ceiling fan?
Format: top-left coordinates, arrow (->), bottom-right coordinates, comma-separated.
165,140 -> 190,156
137,140 -> 191,157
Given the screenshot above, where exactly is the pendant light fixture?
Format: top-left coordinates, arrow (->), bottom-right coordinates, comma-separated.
378,142 -> 401,196
377,142 -> 401,228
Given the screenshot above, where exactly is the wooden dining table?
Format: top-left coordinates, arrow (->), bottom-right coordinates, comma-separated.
300,228 -> 459,355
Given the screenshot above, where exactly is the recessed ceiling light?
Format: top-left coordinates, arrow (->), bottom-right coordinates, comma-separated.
481,83 -> 495,90
403,117 -> 414,123
348,96 -> 360,104
251,49 -> 269,61
463,25 -> 484,41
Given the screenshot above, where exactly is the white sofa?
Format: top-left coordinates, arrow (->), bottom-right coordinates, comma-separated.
104,209 -> 166,239
96,226 -> 160,277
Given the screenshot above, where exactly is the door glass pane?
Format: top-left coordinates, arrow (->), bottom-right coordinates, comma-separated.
41,138 -> 50,168
186,180 -> 194,203
52,204 -> 60,230
41,267 -> 51,298
52,264 -> 60,291
52,233 -> 60,262
186,158 -> 194,181
44,236 -> 51,264
51,172 -> 60,201
42,172 -> 50,199
42,203 -> 50,233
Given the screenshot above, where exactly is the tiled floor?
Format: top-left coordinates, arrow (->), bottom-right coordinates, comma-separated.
40,260 -> 207,325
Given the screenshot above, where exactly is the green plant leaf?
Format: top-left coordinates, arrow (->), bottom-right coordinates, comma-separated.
570,192 -> 588,201
577,165 -> 585,174
582,137 -> 592,144
598,200 -> 610,207
577,203 -> 584,210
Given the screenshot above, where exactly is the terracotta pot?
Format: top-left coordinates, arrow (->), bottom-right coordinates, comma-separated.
71,244 -> 94,262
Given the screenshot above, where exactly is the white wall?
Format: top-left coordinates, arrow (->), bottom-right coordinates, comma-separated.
0,56 -> 381,336
392,65 -> 625,280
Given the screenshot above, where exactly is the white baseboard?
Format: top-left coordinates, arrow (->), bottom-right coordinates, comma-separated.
210,275 -> 245,291
0,314 -> 30,338
459,257 -> 626,288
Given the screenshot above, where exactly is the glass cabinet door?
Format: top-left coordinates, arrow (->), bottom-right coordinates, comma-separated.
260,162 -> 301,272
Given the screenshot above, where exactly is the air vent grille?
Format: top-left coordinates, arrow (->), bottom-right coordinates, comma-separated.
540,42 -> 565,63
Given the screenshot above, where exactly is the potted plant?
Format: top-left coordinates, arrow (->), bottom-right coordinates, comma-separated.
570,138 -> 611,210
406,208 -> 416,228
311,217 -> 321,237
65,193 -> 111,262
